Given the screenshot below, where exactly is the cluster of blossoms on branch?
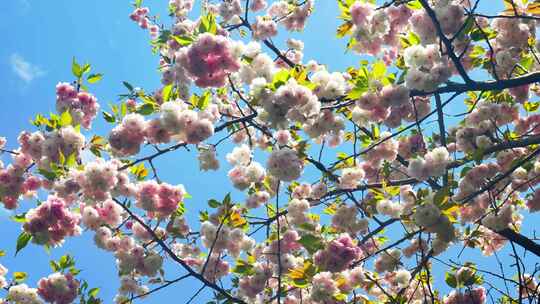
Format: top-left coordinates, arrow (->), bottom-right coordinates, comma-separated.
4,0 -> 540,303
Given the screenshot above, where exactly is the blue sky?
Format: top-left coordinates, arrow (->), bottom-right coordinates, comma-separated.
1,0 -> 536,303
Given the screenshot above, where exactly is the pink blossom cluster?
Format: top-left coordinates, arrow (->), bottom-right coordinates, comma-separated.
338,166 -> 365,190
239,46 -> 277,84
515,114 -> 540,137
303,110 -> 345,145
159,101 -> 217,144
166,216 -> 190,237
200,221 -> 254,258
94,226 -> 164,277
168,0 -> 195,18
226,144 -> 266,189
331,204 -> 369,235
482,204 -> 518,232
129,7 -> 159,38
453,163 -> 500,201
476,226 -> 508,256
81,199 -> 124,230
0,153 -> 41,209
403,44 -> 451,91
453,102 -> 518,153
108,114 -> 146,156
55,82 -> 99,129
398,133 -> 426,158
374,248 -> 401,273
109,103 -> 217,156
73,159 -> 118,202
459,193 -> 490,224
245,190 -> 270,209
7,284 -> 41,304
250,0 -> 267,12
527,188 -> 540,212
252,16 -> 278,40
410,1 -> 464,44
198,147 -> 220,171
363,132 -> 399,170
19,126 -> 85,168
407,147 -> 450,181
267,0 -> 314,32
443,286 -> 486,304
350,2 -> 411,56
214,0 -> 242,22
23,196 -> 81,246
314,234 -> 361,272
353,89 -> 429,130
491,18 -> 533,77
311,68 -> 349,99
309,272 -> 338,303
261,78 -> 321,128
37,273 -> 79,304
176,33 -> 241,88
0,264 -> 7,289
267,148 -> 304,182
376,199 -> 403,219
117,276 -> 149,301
238,263 -> 273,298
136,180 -> 186,217
287,198 -> 311,226
200,255 -> 230,282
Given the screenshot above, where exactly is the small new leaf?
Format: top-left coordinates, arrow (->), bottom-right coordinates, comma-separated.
87,74 -> 103,84
15,232 -> 32,256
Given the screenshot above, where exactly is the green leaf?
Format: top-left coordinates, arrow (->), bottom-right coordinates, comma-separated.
38,168 -> 57,181
50,260 -> 60,272
408,31 -> 421,45
232,259 -> 254,275
406,0 -> 422,9
199,13 -> 217,34
0,250 -> 5,257
471,148 -> 485,164
72,57 -> 82,78
59,254 -> 75,269
445,272 -> 457,288
13,272 -> 27,283
270,69 -> 291,90
208,199 -> 221,208
291,277 -> 309,288
136,103 -> 155,115
433,186 -> 449,207
89,288 -> 100,298
15,232 -> 32,256
372,60 -> 387,80
10,213 -> 27,223
82,63 -> 91,75
60,111 -> 72,127
171,35 -> 194,46
223,193 -> 232,206
524,101 -> 539,112
87,73 -> 103,84
102,111 -> 116,123
297,234 -> 324,255
162,84 -> 174,102
197,91 -> 211,110
130,163 -> 148,181
66,153 -> 77,168
175,202 -> 186,217
123,81 -> 134,92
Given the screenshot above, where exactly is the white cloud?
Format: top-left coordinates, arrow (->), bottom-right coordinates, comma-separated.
9,53 -> 45,83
